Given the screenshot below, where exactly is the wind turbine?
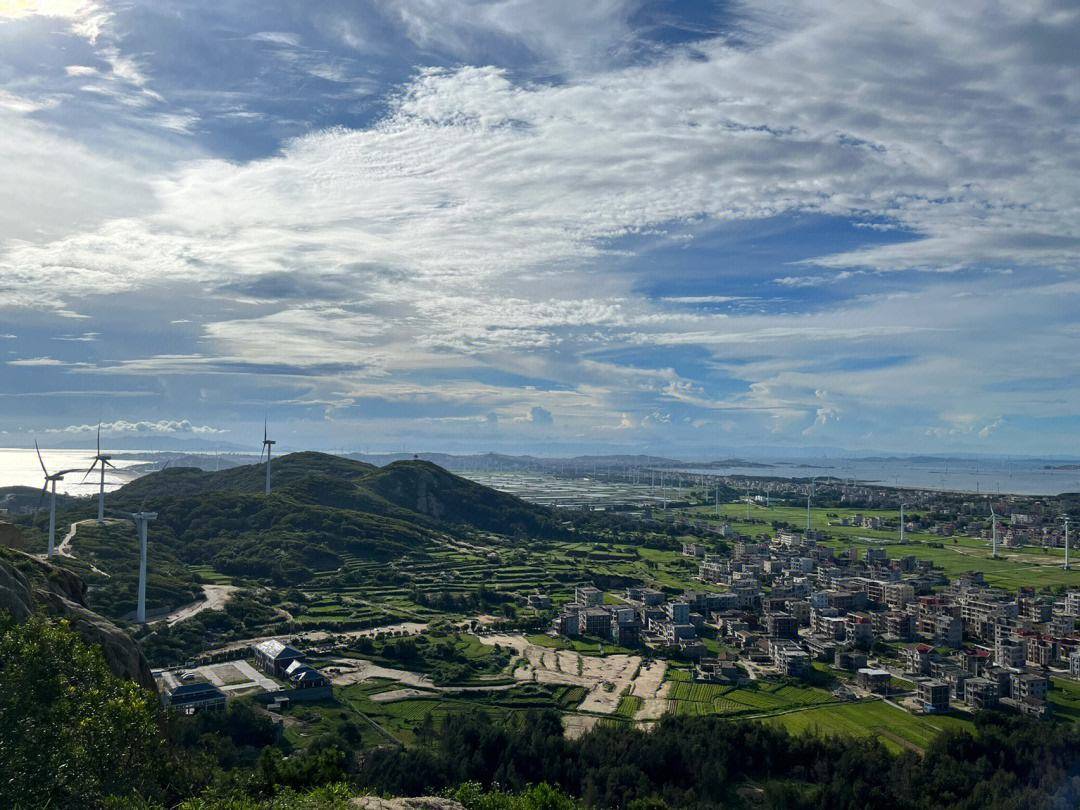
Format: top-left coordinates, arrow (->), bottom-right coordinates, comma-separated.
261,418 -> 276,495
81,423 -> 115,522
989,502 -> 999,558
1063,516 -> 1071,571
806,478 -> 818,535
34,441 -> 83,558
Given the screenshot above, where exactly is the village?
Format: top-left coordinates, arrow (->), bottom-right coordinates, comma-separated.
549,527 -> 1080,719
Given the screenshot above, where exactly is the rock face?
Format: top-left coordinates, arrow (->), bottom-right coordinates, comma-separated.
0,526 -> 156,691
350,799 -> 464,810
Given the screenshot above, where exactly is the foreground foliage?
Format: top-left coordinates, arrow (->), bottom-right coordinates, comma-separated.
5,614 -> 1080,809
0,615 -> 164,808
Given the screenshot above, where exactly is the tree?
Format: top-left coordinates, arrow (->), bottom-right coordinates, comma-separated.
0,614 -> 165,807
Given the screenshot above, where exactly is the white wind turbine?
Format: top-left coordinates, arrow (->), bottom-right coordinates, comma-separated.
989,502 -> 999,558
81,423 -> 116,522
33,441 -> 83,558
805,477 -> 818,535
1063,516 -> 1071,571
261,418 -> 276,495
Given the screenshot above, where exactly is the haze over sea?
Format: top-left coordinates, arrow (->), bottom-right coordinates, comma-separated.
2,447 -> 1079,497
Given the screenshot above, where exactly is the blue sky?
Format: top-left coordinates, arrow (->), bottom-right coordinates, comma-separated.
0,0 -> 1078,457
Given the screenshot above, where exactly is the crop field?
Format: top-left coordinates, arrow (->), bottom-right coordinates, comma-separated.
616,695 -> 643,718
1049,677 -> 1080,723
335,680 -> 591,745
665,667 -> 838,718
281,527 -> 710,632
761,699 -> 975,754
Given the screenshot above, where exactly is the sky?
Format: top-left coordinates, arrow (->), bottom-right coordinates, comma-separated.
0,0 -> 1078,458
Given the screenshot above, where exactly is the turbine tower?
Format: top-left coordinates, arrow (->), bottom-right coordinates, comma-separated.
1063,516 -> 1071,571
989,502 -> 999,558
81,423 -> 115,522
899,502 -> 908,544
129,510 -> 158,624
262,418 -> 276,495
115,460 -> 171,623
34,441 -> 82,558
806,478 -> 818,535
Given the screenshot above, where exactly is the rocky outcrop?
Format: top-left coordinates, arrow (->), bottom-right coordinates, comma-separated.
0,525 -> 156,691
350,799 -> 464,810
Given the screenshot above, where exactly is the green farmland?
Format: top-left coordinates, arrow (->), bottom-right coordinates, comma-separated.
681,503 -> 1080,590
761,699 -> 976,753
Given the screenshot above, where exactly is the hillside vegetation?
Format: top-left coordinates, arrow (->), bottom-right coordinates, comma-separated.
2,453 -> 563,621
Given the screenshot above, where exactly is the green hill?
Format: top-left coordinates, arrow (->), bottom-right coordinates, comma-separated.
3,453 -> 563,619
357,460 -> 560,536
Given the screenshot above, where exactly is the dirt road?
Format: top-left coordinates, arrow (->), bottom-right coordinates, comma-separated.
163,584 -> 240,626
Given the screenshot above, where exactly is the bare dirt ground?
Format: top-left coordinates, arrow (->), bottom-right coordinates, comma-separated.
164,584 -> 239,626
562,714 -> 600,740
329,657 -> 516,694
370,688 -> 439,703
484,633 -> 657,716
628,659 -> 672,720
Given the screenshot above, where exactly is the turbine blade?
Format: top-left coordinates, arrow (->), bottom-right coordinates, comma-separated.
34,440 -> 48,476
264,418 -> 268,443
32,481 -> 47,527
96,422 -> 101,455
104,459 -> 117,469
80,461 -> 99,484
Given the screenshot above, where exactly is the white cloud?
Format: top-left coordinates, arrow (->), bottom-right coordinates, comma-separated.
1,1 -> 1078,452
47,418 -> 227,435
7,356 -> 67,366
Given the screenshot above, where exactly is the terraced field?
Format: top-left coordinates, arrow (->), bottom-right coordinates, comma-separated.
666,668 -> 838,718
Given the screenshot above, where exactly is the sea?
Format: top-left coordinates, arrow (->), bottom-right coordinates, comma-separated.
0,448 -> 146,496
676,456 -> 1080,496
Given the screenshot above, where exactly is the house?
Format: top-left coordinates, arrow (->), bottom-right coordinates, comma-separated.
834,647 -> 868,672
856,667 -> 892,694
964,677 -> 999,710
253,639 -> 305,678
905,644 -> 933,675
575,585 -> 603,606
1010,671 -> 1049,702
579,607 -> 612,638
917,680 -> 950,713
284,660 -> 331,689
163,681 -> 227,714
766,612 -> 799,639
527,593 -> 552,610
995,637 -> 1026,669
